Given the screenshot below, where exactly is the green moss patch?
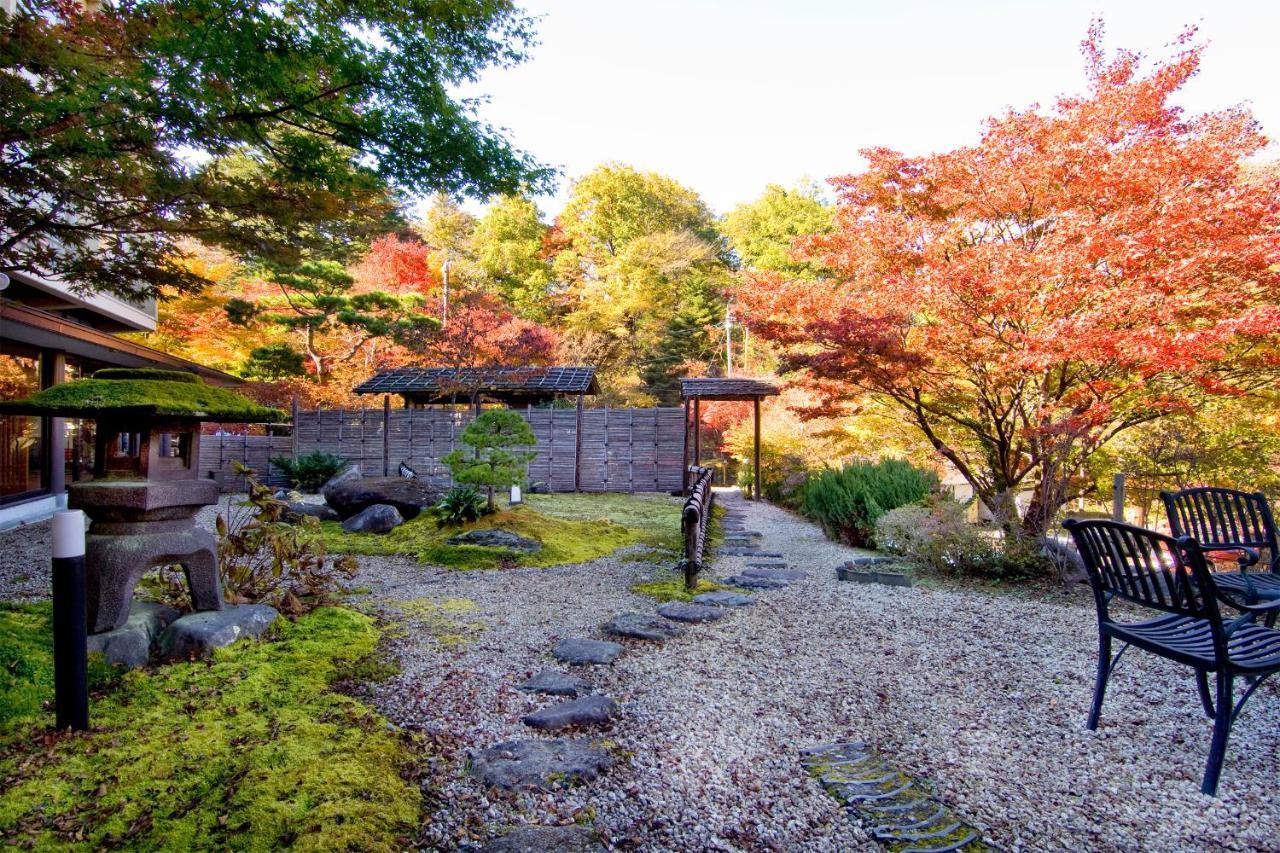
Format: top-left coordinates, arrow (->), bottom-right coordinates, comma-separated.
630,575 -> 737,602
0,608 -> 421,850
0,604 -> 119,730
319,504 -> 644,569
0,377 -> 285,422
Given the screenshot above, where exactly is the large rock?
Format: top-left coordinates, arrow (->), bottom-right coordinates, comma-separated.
470,738 -> 614,791
722,574 -> 790,590
157,604 -> 279,659
552,638 -> 623,665
521,695 -> 618,731
86,601 -> 181,668
323,473 -> 438,520
446,528 -> 542,553
692,591 -> 756,608
602,612 -> 685,642
341,503 -> 403,534
479,826 -> 603,853
319,463 -> 361,498
285,501 -> 340,523
517,669 -> 594,697
656,601 -> 727,623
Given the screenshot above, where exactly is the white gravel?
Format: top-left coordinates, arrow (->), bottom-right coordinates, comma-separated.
4,489 -> 1278,851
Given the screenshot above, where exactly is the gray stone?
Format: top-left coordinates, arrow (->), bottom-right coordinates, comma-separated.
692,591 -> 756,608
521,695 -> 618,731
323,473 -> 438,520
157,604 -> 279,659
602,612 -> 685,642
742,567 -> 807,581
835,565 -> 912,587
341,503 -> 404,534
470,738 -> 614,791
446,528 -> 542,553
318,463 -> 361,497
745,561 -> 788,569
722,574 -> 790,590
553,638 -> 623,665
285,501 -> 340,522
844,555 -> 895,567
717,548 -> 784,558
656,601 -> 726,623
479,826 -> 603,853
528,481 -> 552,495
273,489 -> 289,500
86,601 -> 181,668
84,526 -> 222,633
517,669 -> 594,697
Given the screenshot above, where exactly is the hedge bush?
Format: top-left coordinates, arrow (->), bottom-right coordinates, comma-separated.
798,459 -> 937,548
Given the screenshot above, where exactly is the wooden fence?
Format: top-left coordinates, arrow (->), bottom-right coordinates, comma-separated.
199,405 -> 686,494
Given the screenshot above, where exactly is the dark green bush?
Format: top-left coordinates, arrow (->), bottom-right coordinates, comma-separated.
799,459 -> 937,548
270,451 -> 348,492
875,499 -> 1051,581
435,485 -> 491,527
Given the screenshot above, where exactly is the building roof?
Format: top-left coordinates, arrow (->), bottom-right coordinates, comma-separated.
355,366 -> 599,403
680,377 -> 780,401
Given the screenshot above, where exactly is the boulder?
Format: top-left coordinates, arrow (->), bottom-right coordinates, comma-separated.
446,528 -> 541,553
470,738 -> 614,791
602,612 -> 685,642
517,669 -> 594,697
319,463 -> 361,498
157,604 -> 278,659
692,591 -> 755,608
341,503 -> 403,534
285,501 -> 340,523
479,826 -> 603,853
528,481 -> 551,495
323,473 -> 440,520
656,601 -> 727,623
86,601 -> 181,668
521,695 -> 618,731
552,638 -> 623,665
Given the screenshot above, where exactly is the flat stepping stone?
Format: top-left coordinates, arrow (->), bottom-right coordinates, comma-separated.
742,567 -> 807,581
745,560 -> 787,568
471,738 -> 613,791
553,638 -> 623,665
602,612 -> 685,641
723,574 -> 791,590
693,591 -> 756,607
516,669 -> 594,697
656,601 -> 727,622
717,548 -> 784,558
522,695 -> 618,731
479,825 -> 604,852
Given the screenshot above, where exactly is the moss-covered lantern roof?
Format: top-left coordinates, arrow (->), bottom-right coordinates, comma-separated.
0,369 -> 287,423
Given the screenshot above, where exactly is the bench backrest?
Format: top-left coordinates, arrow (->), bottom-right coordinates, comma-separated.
1161,487 -> 1280,572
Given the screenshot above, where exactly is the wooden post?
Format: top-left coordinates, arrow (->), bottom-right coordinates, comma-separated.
41,350 -> 66,503
693,398 -> 701,472
681,398 -> 690,494
382,395 -> 391,476
574,392 -> 584,492
1112,473 -> 1126,522
753,396 -> 762,501
290,396 -> 299,462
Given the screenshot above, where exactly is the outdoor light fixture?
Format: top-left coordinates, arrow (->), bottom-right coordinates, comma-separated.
510,483 -> 523,505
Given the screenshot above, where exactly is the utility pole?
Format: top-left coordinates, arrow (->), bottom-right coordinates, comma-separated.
724,307 -> 733,377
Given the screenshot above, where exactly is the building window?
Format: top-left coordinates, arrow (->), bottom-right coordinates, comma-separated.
0,352 -> 44,503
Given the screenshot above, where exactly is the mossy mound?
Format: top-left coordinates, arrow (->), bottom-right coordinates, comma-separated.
0,604 -> 120,729
0,374 -> 285,422
93,368 -> 201,383
631,576 -> 737,602
319,504 -> 642,569
0,608 -> 421,850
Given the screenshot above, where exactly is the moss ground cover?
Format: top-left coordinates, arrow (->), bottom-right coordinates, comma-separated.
322,493 -> 685,569
0,608 -> 421,851
0,604 -> 119,729
630,575 -> 736,602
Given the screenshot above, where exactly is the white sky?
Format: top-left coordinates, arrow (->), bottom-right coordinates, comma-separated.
455,0 -> 1279,217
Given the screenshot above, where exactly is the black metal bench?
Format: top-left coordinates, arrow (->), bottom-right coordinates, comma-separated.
680,466 -> 714,591
1064,518 -> 1280,795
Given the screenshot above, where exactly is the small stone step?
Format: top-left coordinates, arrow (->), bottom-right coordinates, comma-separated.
693,591 -> 756,607
602,612 -> 685,641
717,548 -> 784,558
516,669 -> 594,697
722,574 -> 790,590
522,695 -> 618,731
479,825 -> 604,852
553,638 -> 623,665
471,738 -> 614,791
742,567 -> 807,581
656,601 -> 727,622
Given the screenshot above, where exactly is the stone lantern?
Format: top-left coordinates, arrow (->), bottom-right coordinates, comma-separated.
0,369 -> 285,633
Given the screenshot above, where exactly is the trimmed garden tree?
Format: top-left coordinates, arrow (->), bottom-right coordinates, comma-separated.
737,23 -> 1280,538
443,410 -> 537,510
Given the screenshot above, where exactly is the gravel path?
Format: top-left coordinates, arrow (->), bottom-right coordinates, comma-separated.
4,490 -> 1279,851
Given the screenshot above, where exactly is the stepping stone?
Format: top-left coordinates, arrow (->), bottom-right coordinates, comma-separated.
742,567 -> 808,581
602,612 -> 685,641
693,591 -> 756,607
522,695 -> 618,731
722,537 -> 762,547
516,669 -> 594,697
553,638 -> 623,665
717,548 -> 784,558
723,574 -> 790,590
470,738 -> 613,791
657,601 -> 726,623
479,825 -> 604,852
745,560 -> 787,568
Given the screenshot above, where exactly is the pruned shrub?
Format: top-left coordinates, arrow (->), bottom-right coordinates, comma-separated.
435,485 -> 490,528
799,459 -> 937,547
875,498 -> 1049,580
270,451 -> 348,492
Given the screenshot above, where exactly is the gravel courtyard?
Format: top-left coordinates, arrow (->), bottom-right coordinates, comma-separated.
3,490 -> 1279,851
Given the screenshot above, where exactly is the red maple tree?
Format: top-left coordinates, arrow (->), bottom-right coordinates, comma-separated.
737,23 -> 1280,536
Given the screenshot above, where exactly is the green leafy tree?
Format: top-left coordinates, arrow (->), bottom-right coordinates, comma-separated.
442,410 -> 537,510
471,195 -> 553,319
418,193 -> 479,327
1,0 -> 552,299
722,182 -> 833,277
